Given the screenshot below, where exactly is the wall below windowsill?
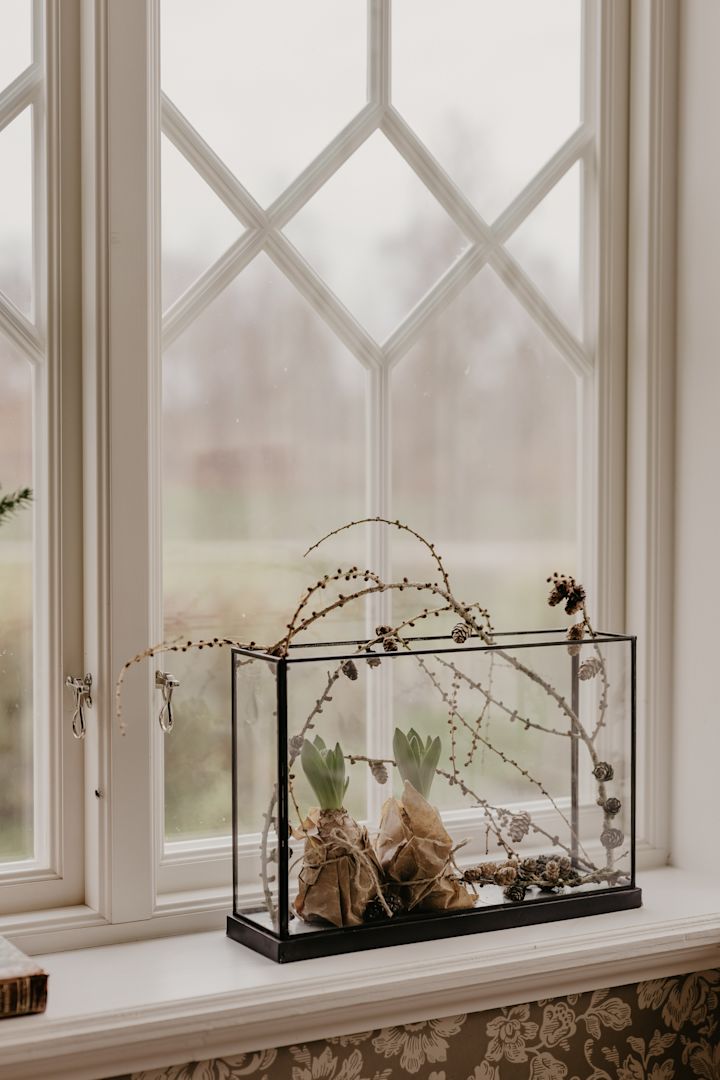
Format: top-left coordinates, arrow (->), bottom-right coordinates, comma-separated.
0,867 -> 718,1080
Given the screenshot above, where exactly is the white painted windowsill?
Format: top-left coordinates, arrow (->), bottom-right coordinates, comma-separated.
1,867 -> 718,1080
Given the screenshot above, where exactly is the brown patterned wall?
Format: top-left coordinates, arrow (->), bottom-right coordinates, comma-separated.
125,968 -> 720,1080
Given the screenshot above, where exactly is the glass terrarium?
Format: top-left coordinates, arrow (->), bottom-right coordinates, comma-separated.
227,628 -> 640,963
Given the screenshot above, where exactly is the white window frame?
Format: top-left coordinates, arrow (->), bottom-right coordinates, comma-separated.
0,0 -> 678,952
0,0 -> 85,916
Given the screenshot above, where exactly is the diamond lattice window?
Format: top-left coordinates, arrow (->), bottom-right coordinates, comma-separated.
159,0 -> 591,845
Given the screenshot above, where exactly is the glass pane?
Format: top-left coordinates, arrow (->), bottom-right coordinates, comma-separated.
0,108 -> 33,315
0,341 -> 34,862
0,0 -> 32,91
162,135 -> 245,311
161,0 -> 367,206
506,162 -> 582,337
162,254 -> 367,841
393,0 -> 581,221
390,265 -> 578,631
284,131 -> 469,342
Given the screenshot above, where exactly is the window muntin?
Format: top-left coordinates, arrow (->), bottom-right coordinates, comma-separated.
159,0 -> 589,859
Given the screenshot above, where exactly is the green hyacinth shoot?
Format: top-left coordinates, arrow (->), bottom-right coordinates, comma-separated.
300,735 -> 350,811
393,727 -> 442,800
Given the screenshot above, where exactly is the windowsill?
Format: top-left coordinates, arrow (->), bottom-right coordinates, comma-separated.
1,867 -> 718,1080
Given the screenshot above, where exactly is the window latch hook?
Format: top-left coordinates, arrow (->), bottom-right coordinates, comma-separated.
155,671 -> 179,733
65,673 -> 93,739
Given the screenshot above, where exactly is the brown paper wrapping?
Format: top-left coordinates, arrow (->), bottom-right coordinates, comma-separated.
294,808 -> 383,928
375,780 -> 475,912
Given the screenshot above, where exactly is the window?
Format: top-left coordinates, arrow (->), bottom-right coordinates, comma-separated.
0,0 -> 84,914
1,0 -> 662,944
155,0 -> 605,899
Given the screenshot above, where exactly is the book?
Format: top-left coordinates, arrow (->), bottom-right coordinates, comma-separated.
0,937 -> 47,1019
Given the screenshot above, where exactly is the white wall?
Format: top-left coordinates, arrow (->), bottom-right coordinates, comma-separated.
671,0 -> 720,869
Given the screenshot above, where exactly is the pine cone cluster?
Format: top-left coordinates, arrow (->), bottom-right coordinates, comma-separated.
547,572 -> 586,616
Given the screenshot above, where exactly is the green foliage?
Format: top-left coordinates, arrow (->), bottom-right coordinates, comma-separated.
0,487 -> 32,528
393,727 -> 442,800
300,735 -> 349,811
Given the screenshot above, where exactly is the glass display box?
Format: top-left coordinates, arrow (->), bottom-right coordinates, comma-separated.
227,630 -> 640,963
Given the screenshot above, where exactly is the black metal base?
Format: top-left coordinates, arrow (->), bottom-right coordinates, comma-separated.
227,886 -> 643,963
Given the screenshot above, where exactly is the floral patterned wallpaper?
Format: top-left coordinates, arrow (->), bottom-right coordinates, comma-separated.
122,967 -> 719,1080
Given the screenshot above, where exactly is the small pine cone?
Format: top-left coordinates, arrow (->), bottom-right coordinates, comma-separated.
593,761 -> 615,782
375,625 -> 392,638
341,659 -> 359,681
567,622 -> 585,656
365,651 -> 381,668
508,811 -> 531,843
503,882 -> 527,903
451,622 -> 471,644
289,734 -> 304,752
364,892 -> 403,922
479,861 -> 504,880
544,860 -> 561,883
601,827 -> 624,849
382,636 -> 399,653
518,858 -> 538,880
495,864 -> 518,887
557,856 -> 572,874
464,862 -> 500,883
370,760 -> 388,785
578,656 -> 603,681
603,796 -> 622,816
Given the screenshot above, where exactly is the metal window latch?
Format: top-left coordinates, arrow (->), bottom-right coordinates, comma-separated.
155,670 -> 179,733
65,674 -> 93,739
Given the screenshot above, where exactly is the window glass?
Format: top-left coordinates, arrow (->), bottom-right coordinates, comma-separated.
0,343 -> 34,862
160,1 -> 583,844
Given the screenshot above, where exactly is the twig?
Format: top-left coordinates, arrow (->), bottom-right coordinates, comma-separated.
413,652 -> 594,867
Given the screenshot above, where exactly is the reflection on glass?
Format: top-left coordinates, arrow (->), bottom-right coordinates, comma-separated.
506,163 -> 582,337
161,0 -> 366,206
0,108 -> 33,315
393,0 -> 581,221
161,135 -> 245,311
0,341 -> 34,862
0,0 -> 32,92
284,131 -> 469,342
162,255 -> 367,839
